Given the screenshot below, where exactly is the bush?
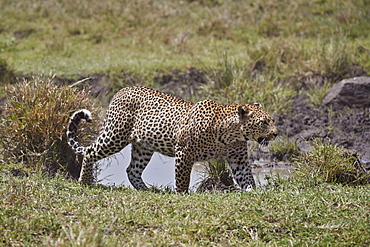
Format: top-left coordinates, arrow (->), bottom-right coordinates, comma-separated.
0,76 -> 100,178
293,139 -> 369,186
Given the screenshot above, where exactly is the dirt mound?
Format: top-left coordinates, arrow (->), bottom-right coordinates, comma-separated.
276,95 -> 370,162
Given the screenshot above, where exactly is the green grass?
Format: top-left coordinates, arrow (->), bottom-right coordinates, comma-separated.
201,52 -> 296,114
294,139 -> 370,186
269,136 -> 300,161
0,0 -> 369,78
1,171 -> 369,246
306,79 -> 333,107
1,0 -> 369,112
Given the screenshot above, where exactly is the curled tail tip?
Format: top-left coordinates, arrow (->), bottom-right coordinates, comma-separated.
71,109 -> 93,122
67,109 -> 92,155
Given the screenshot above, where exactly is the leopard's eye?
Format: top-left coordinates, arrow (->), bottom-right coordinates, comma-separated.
262,120 -> 269,126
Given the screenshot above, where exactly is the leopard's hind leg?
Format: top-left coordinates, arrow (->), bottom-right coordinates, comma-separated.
78,133 -> 130,184
126,142 -> 154,190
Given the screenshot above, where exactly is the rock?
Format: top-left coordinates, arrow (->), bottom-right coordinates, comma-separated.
323,76 -> 370,109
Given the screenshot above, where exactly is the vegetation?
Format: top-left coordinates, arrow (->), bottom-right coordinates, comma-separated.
306,79 -> 333,107
0,76 -> 100,177
1,171 -> 369,246
0,0 -> 368,75
269,136 -> 300,161
196,159 -> 236,192
294,139 -> 370,186
201,52 -> 296,114
0,0 -> 369,109
0,1 -> 370,245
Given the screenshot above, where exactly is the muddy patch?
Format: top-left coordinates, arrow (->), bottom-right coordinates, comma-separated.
154,67 -> 208,100
275,95 -> 370,163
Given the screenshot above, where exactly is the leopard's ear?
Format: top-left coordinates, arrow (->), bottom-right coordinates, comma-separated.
238,105 -> 253,120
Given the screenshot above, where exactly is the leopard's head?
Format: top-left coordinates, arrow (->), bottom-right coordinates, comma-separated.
237,102 -> 278,145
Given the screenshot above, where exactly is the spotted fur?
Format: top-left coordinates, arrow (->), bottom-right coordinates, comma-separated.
67,86 -> 278,192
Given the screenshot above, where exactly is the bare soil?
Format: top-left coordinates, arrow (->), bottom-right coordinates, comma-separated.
276,95 -> 370,162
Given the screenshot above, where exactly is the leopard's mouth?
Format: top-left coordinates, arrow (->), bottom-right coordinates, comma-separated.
257,137 -> 269,146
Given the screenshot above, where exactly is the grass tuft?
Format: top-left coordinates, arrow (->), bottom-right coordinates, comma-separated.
269,136 -> 300,161
202,51 -> 295,115
0,75 -> 100,177
293,139 -> 370,186
306,79 -> 333,107
196,159 -> 237,192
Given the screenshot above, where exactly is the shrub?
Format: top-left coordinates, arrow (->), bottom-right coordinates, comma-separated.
0,76 -> 100,178
293,139 -> 369,185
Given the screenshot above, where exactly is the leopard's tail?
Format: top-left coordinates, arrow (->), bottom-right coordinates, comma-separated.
66,109 -> 93,155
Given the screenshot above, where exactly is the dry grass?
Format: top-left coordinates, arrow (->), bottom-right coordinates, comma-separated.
0,76 -> 100,177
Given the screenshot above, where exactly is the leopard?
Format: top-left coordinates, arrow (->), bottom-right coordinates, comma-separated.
67,86 -> 278,192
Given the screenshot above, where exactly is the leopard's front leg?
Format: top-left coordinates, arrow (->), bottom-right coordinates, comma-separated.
174,149 -> 193,193
228,161 -> 256,190
225,148 -> 256,190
